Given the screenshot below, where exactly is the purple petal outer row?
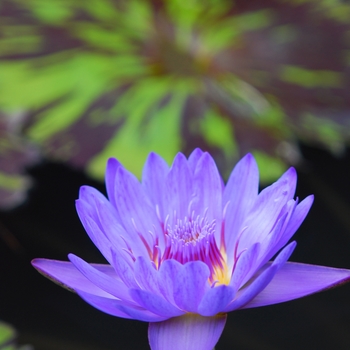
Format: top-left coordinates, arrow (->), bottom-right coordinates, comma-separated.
148,313 -> 227,350
243,262 -> 350,309
31,252 -> 350,319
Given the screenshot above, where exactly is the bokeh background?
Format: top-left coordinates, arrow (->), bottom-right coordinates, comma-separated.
1,0 -> 350,349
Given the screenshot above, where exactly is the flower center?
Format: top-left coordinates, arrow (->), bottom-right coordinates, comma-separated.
167,213 -> 215,244
161,210 -> 226,283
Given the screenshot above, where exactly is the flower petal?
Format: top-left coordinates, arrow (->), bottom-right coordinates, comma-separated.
77,186 -> 136,257
153,260 -> 210,313
243,262 -> 350,309
76,197 -> 117,264
192,152 -> 223,227
134,256 -> 160,295
223,154 -> 259,263
148,313 -> 227,350
158,259 -> 182,305
198,284 -> 235,316
165,153 -> 193,224
230,242 -> 260,291
224,241 -> 296,312
254,210 -> 290,270
114,166 -> 163,252
187,148 -> 204,173
105,157 -> 122,209
269,195 -> 314,258
172,261 -> 210,312
76,290 -> 132,319
76,290 -> 166,322
111,252 -> 138,289
142,152 -> 169,223
31,259 -> 114,297
68,254 -> 132,302
129,289 -> 184,318
237,167 -> 297,252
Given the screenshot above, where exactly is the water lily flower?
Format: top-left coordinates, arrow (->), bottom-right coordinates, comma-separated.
32,149 -> 350,350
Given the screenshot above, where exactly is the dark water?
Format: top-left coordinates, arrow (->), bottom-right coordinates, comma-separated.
1,144 -> 350,350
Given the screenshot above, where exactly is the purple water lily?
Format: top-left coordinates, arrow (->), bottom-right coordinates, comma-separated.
32,150 -> 350,350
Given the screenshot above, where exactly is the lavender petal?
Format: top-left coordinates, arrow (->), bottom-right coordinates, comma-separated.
32,259 -> 114,297
223,153 -> 259,266
148,313 -> 227,350
243,262 -> 350,309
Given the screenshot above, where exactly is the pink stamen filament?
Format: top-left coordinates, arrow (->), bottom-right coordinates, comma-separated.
161,210 -> 225,282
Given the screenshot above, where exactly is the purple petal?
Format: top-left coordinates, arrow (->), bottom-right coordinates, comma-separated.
32,259 -> 114,297
78,185 -> 109,212
77,186 -> 138,257
237,167 -> 297,252
114,166 -> 163,251
172,261 -> 210,313
142,152 -> 169,223
165,153 -> 193,225
134,256 -> 160,295
68,254 -> 132,302
225,241 -> 296,312
76,290 -> 166,322
92,201 -> 145,261
192,152 -> 223,228
158,259 -> 182,305
225,264 -> 279,312
254,210 -> 290,270
111,252 -> 138,289
243,262 -> 350,309
187,148 -> 204,173
230,242 -> 260,291
223,154 -> 259,264
198,285 -> 235,316
148,313 -> 227,350
76,290 -> 132,319
116,303 -> 168,322
105,157 -> 122,209
75,200 -> 117,264
150,260 -> 208,313
269,195 -> 314,258
129,289 -> 184,318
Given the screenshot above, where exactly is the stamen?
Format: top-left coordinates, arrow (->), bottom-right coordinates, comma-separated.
155,204 -> 161,221
122,248 -> 136,262
187,198 -> 196,217
162,210 -> 225,282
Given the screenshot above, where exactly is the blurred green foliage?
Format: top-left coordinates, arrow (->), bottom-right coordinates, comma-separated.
0,321 -> 31,350
0,0 -> 350,206
0,322 -> 15,350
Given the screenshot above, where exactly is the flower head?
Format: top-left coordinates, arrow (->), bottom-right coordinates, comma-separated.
32,150 -> 350,350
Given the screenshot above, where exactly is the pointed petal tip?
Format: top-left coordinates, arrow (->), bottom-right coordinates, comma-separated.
243,152 -> 254,160
285,166 -> 297,179
243,262 -> 350,309
78,185 -> 88,197
242,152 -> 256,163
146,151 -> 159,161
31,258 -> 77,293
68,253 -> 79,262
189,148 -> 204,158
172,152 -> 187,165
306,194 -> 315,204
236,153 -> 259,172
78,185 -> 101,200
31,257 -> 45,270
143,151 -> 169,178
106,157 -> 120,168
